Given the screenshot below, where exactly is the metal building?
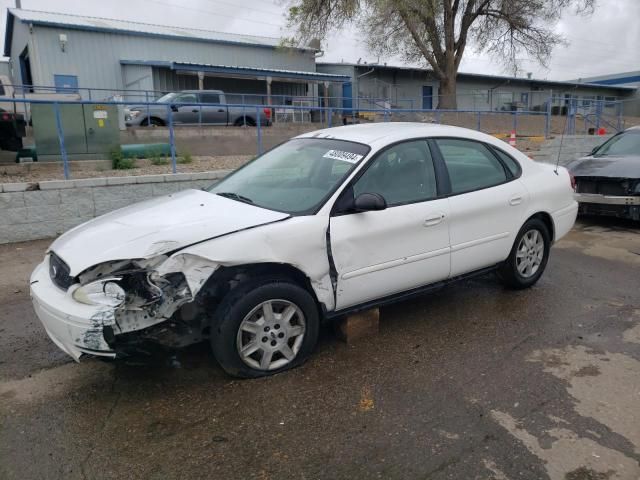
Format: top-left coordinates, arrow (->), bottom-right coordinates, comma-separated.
317,62 -> 637,113
574,71 -> 640,116
3,8 -> 348,102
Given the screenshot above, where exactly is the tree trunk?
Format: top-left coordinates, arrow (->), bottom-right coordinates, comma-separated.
438,75 -> 457,110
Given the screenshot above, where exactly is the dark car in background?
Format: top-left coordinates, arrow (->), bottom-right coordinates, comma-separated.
0,109 -> 26,151
568,126 -> 640,221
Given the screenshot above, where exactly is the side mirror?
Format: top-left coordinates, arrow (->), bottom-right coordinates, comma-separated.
171,105 -> 179,112
354,192 -> 387,212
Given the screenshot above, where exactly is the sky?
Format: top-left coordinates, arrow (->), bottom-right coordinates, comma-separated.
0,0 -> 637,81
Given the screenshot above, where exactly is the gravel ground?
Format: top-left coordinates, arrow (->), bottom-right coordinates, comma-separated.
0,155 -> 253,183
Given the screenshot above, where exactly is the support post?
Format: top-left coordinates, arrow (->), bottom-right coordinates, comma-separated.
146,91 -> 150,128
256,106 -> 263,155
197,71 -> 204,91
545,93 -> 552,138
167,104 -> 176,174
54,102 -> 70,180
323,81 -> 329,125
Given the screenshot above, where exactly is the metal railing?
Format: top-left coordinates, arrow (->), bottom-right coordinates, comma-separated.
3,95 -> 635,182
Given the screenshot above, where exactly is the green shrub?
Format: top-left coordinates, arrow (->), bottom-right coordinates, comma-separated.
110,147 -> 136,170
178,151 -> 193,164
149,150 -> 169,165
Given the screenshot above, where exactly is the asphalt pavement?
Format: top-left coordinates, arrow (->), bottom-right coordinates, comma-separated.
1,219 -> 639,479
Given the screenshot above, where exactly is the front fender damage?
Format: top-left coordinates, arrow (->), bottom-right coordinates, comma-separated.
80,253 -> 220,356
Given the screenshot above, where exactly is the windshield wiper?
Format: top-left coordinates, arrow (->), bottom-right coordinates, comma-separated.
216,192 -> 254,204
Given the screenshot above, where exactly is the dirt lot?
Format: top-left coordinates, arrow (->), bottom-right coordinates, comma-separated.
0,218 -> 639,479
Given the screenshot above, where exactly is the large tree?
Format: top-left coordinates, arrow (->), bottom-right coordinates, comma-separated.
287,0 -> 595,109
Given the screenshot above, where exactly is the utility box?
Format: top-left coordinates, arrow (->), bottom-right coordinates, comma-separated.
31,104 -> 120,161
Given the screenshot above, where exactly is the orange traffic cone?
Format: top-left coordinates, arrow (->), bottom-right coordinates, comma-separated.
509,130 -> 517,147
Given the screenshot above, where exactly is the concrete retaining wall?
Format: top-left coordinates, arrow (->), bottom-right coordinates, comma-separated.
0,170 -> 230,244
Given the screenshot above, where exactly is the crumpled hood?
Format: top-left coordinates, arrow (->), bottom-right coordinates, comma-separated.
567,155 -> 640,179
50,189 -> 289,276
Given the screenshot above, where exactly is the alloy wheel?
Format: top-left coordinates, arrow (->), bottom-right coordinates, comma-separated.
516,229 -> 545,278
236,299 -> 306,371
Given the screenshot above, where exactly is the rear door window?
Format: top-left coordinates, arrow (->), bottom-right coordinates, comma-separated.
200,93 -> 221,104
435,139 -> 508,194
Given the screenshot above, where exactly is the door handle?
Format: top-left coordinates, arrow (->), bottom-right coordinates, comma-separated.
509,195 -> 523,206
191,109 -> 199,113
217,109 -> 225,112
424,213 -> 445,227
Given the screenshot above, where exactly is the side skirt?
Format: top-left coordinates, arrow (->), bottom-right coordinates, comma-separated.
325,264 -> 500,320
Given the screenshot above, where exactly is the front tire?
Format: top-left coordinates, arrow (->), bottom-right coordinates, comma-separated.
498,218 -> 551,289
210,278 -> 319,378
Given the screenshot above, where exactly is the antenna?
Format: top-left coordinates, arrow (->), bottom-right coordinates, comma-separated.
554,86 -> 578,175
553,113 -> 568,175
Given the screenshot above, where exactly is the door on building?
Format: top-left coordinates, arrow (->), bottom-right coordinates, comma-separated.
54,74 -> 79,93
19,47 -> 34,92
342,82 -> 353,114
422,86 -> 433,110
199,92 -> 227,125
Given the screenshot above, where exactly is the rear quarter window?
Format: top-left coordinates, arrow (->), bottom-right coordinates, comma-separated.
492,148 -> 522,177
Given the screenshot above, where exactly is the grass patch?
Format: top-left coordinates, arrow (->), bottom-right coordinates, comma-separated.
110,147 -> 136,170
178,151 -> 193,164
149,149 -> 169,165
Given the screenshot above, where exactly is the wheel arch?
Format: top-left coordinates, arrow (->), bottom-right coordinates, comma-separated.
144,116 -> 165,126
234,115 -> 256,126
526,211 -> 555,242
197,262 -> 325,318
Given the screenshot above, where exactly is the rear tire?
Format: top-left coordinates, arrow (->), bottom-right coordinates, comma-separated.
141,117 -> 164,127
210,278 -> 319,378
234,116 -> 256,127
498,218 -> 551,289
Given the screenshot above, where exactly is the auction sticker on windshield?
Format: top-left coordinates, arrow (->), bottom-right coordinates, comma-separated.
323,150 -> 364,163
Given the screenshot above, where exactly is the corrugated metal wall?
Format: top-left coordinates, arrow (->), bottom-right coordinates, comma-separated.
152,67 -> 307,103
8,20 -> 32,86
26,24 -> 315,98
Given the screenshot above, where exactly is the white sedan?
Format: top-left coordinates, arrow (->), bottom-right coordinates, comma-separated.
30,123 -> 577,377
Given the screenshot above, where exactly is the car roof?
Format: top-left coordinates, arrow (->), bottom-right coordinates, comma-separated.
296,122 -> 510,148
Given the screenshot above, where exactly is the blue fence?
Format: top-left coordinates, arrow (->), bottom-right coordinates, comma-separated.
2,95 -> 633,181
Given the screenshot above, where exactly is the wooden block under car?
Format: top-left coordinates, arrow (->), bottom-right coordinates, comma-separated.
335,308 -> 380,343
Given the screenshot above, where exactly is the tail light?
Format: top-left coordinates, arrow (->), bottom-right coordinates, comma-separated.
263,108 -> 271,120
1,113 -> 11,121
569,173 -> 576,191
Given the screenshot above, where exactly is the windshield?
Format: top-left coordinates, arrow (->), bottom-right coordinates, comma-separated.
208,138 -> 370,214
593,131 -> 640,157
156,92 -> 178,103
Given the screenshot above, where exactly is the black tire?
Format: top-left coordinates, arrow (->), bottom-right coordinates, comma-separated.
234,116 -> 256,127
210,278 -> 320,378
1,136 -> 23,151
497,218 -> 551,290
141,117 -> 164,127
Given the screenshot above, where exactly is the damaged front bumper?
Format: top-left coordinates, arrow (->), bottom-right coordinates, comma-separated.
30,259 -> 116,360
